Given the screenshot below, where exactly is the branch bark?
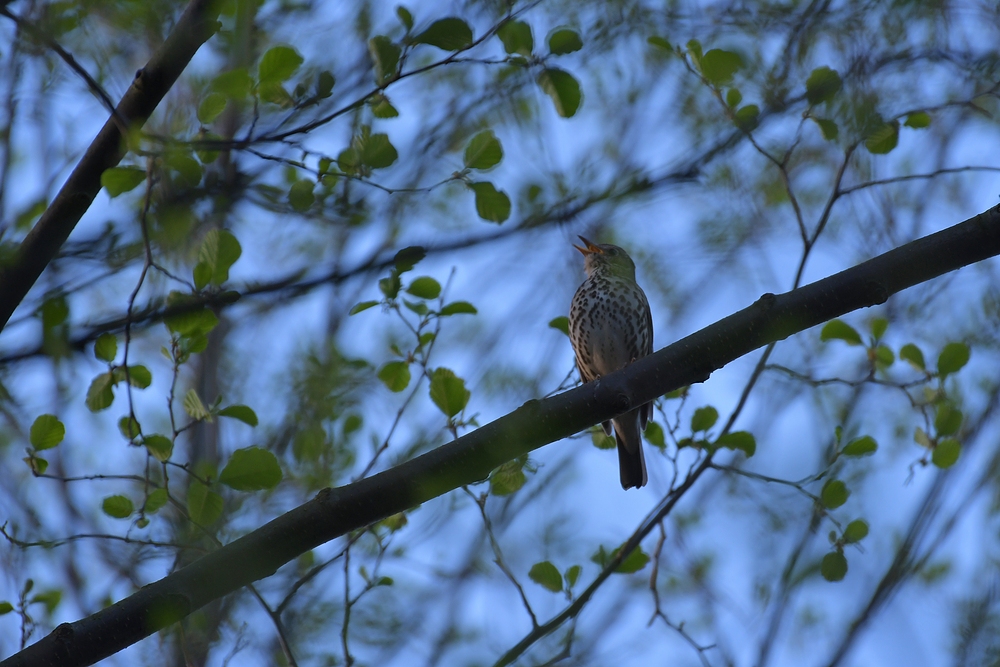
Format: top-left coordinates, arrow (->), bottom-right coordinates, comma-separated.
0,0 -> 222,330
3,203 -> 999,667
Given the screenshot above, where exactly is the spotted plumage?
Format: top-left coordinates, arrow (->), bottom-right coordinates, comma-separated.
568,236 -> 653,489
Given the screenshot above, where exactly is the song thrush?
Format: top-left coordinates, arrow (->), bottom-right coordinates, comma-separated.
568,236 -> 653,489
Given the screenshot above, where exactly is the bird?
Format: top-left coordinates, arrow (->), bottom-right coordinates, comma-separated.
568,236 -> 653,489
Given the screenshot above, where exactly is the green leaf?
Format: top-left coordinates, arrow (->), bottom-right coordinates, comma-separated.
350,301 -> 379,315
591,545 -> 611,568
565,564 -> 582,587
489,457 -> 527,495
716,430 -> 756,457
337,147 -> 361,175
378,361 -> 411,392
413,18 -> 473,51
900,343 -> 926,371
164,292 -> 219,338
316,71 -> 335,99
357,132 -> 398,169
144,488 -> 169,514
821,479 -> 850,509
338,415 -> 362,439
440,301 -> 477,316
40,295 -> 68,329
396,6 -> 413,30
904,111 -> 931,128
686,39 -> 703,60
842,435 -> 877,457
726,88 -> 742,108
258,45 -> 304,84
464,130 -> 503,170
288,179 -> 315,212
123,365 -> 152,389
497,20 -> 533,56
219,446 -> 283,491
211,68 -> 252,99
406,276 -> 441,299
379,272 -> 402,299
403,299 -> 429,317
219,404 -> 259,427
591,428 -> 615,449
196,133 -> 222,164
934,402 -> 962,437
870,317 -> 888,340
937,342 -> 970,377
14,197 -> 47,230
377,512 -> 407,533
198,93 -> 227,124
183,388 -> 210,421
429,367 -> 470,418
394,246 -> 426,274
529,561 -> 563,592
469,181 -> 511,223
734,104 -> 759,130
164,150 -> 202,186
932,438 -> 961,469
30,414 -> 64,451
812,117 -> 839,141
368,36 -> 401,86
86,372 -> 115,412
30,590 -> 61,615
195,229 -> 242,287
914,426 -> 933,449
820,319 -> 863,345
645,421 -> 666,449
24,454 -> 48,475
118,415 -> 141,440
258,81 -> 293,106
873,344 -> 894,368
94,333 -> 117,362
102,495 -> 134,519
548,316 -> 569,335
700,49 -> 743,86
805,66 -> 842,105
537,68 -> 582,118
101,167 -> 145,198
647,36 -> 671,52
187,482 -> 223,525
548,28 -> 582,55
371,95 -> 398,118
865,120 -> 900,155
821,551 -> 847,581
143,434 -> 173,462
614,546 -> 650,574
0,602 -> 14,615
691,406 -> 719,432
843,519 -> 869,544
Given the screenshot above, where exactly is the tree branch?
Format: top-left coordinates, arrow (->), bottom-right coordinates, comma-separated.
3,204 -> 999,667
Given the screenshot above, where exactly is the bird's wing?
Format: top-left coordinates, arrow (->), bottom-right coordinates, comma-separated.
643,289 -> 653,356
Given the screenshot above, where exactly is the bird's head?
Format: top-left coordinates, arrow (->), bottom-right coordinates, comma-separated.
574,236 -> 637,281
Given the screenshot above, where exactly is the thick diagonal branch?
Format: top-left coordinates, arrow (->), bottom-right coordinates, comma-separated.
3,204 -> 999,667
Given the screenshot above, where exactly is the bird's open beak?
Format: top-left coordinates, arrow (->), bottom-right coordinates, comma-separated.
573,235 -> 603,256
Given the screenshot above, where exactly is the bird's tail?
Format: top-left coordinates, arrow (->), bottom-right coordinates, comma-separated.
613,410 -> 647,489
